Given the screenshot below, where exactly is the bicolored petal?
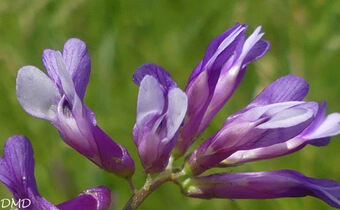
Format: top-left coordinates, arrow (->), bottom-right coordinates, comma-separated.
185,24 -> 247,123
42,50 -> 78,108
62,38 -> 91,100
228,75 -> 309,120
184,170 -> 340,209
57,186 -> 111,210
220,102 -> 340,166
16,66 -> 60,121
200,23 -> 243,69
54,96 -> 98,158
219,135 -> 311,167
256,104 -> 315,129
244,101 -> 317,149
42,49 -> 61,89
43,38 -> 90,101
300,101 -> 327,138
304,112 -> 340,140
238,26 -> 266,62
242,40 -> 271,66
54,51 -> 78,107
189,23 -> 247,81
203,26 -> 246,91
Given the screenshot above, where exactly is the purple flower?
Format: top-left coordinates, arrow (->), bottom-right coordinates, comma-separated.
0,135 -> 111,210
184,170 -> 340,209
220,101 -> 340,166
16,38 -> 134,178
132,64 -> 188,173
186,75 -> 320,175
174,23 -> 270,158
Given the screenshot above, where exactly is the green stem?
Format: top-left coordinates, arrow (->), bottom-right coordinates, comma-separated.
123,167 -> 188,210
123,171 -> 172,210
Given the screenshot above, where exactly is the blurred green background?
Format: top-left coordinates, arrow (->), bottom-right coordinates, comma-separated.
0,0 -> 340,209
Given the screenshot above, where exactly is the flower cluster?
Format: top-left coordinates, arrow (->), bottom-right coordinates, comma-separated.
0,23 -> 339,210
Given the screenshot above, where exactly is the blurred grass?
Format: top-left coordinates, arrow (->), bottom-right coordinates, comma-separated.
0,0 -> 340,209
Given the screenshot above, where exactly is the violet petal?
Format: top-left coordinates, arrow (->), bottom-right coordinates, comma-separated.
243,40 -> 271,66
62,38 -> 91,100
251,75 -> 309,106
0,136 -> 39,200
42,49 -> 61,89
133,63 -> 176,89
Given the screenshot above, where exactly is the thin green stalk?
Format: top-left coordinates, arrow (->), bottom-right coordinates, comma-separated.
123,161 -> 188,210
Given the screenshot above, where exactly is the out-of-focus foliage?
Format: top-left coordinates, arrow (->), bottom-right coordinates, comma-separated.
0,0 -> 339,209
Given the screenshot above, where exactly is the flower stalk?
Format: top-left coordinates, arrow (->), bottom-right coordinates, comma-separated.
123,161 -> 188,210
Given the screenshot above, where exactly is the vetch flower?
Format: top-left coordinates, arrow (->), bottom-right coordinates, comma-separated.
16,38 -> 135,178
220,101 -> 340,166
183,170 -> 340,209
0,135 -> 111,210
132,64 -> 188,173
186,75 -> 319,175
174,23 -> 270,158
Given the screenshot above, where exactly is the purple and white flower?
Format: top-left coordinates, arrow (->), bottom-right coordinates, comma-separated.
220,101 -> 340,166
16,38 -> 135,178
186,75 -> 321,175
174,23 -> 270,158
0,135 -> 111,210
132,64 -> 188,173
